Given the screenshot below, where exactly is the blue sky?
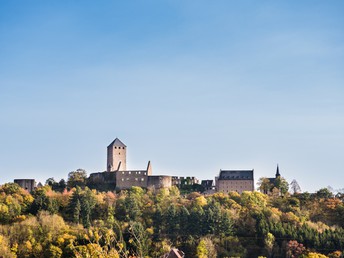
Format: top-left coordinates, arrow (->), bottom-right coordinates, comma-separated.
1,1 -> 343,192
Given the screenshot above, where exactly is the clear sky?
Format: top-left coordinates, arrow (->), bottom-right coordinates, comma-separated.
1,1 -> 343,193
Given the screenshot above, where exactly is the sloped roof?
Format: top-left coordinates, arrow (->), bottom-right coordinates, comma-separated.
218,170 -> 254,180
108,138 -> 126,148
201,180 -> 214,187
163,248 -> 185,258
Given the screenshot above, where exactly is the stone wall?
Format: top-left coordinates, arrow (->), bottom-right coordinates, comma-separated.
14,179 -> 36,192
88,172 -> 116,184
147,176 -> 172,189
115,170 -> 148,190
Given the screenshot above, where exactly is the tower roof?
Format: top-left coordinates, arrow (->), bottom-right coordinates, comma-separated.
276,164 -> 281,178
108,138 -> 126,148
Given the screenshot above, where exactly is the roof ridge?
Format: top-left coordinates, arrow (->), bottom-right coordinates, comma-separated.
108,138 -> 127,147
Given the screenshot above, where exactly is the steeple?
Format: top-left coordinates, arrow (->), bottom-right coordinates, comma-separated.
275,164 -> 281,178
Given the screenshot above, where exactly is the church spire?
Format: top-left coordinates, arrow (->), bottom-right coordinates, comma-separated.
275,164 -> 281,178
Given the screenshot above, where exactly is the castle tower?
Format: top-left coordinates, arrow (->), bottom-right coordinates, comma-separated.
107,138 -> 127,172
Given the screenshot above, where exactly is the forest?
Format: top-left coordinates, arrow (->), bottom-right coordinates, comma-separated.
0,173 -> 344,258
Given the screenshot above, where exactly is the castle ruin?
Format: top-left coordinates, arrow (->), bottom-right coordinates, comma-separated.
89,138 -> 171,190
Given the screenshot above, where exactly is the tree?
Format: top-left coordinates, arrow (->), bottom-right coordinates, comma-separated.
58,179 -> 66,191
196,237 -> 217,258
290,179 -> 301,194
264,232 -> 275,256
316,188 -> 333,199
80,188 -> 97,228
30,187 -> 50,214
275,177 -> 289,196
67,169 -> 87,189
73,199 -> 81,224
196,238 -> 208,258
45,178 -> 57,187
128,221 -> 149,257
257,178 -> 273,194
286,240 -> 306,258
68,186 -> 96,228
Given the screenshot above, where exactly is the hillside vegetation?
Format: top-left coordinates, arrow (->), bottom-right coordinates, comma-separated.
0,183 -> 343,257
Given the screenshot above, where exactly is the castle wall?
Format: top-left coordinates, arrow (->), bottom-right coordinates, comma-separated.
115,170 -> 148,190
147,176 -> 172,189
14,179 -> 36,192
89,172 -> 116,184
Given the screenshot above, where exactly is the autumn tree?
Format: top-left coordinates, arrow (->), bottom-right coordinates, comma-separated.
257,177 -> 273,194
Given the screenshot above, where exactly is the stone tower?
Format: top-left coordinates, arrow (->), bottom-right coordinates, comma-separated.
107,138 -> 127,172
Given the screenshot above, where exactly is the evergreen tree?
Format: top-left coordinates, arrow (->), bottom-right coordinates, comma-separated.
73,199 -> 81,224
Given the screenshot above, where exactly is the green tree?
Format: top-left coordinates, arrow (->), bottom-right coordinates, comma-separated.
73,199 -> 81,224
30,187 -> 50,214
275,177 -> 289,196
68,186 -> 96,228
316,188 -> 333,199
67,169 -> 87,189
128,221 -> 149,257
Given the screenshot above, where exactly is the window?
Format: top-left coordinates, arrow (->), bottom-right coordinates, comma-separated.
138,171 -> 141,174
122,171 -> 124,174
129,171 -> 131,174
121,178 -> 124,181
141,178 -> 144,181
135,178 -> 138,181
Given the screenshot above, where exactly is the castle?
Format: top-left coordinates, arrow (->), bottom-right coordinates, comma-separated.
13,138 -> 259,194
89,138 -> 172,190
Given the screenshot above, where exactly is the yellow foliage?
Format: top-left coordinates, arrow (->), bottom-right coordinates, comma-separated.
281,212 -> 299,225
227,191 -> 241,199
25,240 -> 33,251
0,235 -> 16,258
5,195 -> 14,205
57,236 -> 65,245
14,215 -> 26,222
0,203 -> 9,213
194,196 -> 207,207
24,194 -> 34,204
33,242 -> 43,254
11,243 -> 18,254
196,239 -> 208,258
305,252 -> 329,258
58,233 -> 76,246
146,227 -> 154,235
